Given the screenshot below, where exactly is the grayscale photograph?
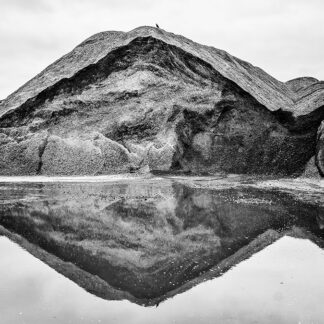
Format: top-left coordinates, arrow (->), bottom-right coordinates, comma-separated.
0,1 -> 323,323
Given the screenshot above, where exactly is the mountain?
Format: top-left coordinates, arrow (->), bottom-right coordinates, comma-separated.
0,26 -> 323,176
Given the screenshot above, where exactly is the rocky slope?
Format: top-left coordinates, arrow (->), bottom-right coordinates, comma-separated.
0,26 -> 323,176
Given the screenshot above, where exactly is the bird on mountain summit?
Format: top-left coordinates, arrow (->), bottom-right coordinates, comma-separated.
156,24 -> 160,28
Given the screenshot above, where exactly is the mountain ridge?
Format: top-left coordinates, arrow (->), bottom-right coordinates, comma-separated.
0,26 -> 297,116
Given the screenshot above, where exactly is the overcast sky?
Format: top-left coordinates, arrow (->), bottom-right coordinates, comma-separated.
0,0 -> 323,99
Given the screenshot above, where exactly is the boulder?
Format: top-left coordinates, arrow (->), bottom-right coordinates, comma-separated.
41,135 -> 103,175
0,132 -> 47,175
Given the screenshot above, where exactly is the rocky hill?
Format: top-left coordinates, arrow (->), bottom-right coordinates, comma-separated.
0,26 -> 323,176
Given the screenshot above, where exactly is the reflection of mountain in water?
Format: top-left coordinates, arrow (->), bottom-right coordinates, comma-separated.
0,177 -> 323,306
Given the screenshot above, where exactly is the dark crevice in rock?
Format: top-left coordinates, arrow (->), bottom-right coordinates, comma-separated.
110,120 -> 157,141
274,106 -> 324,134
166,105 -> 183,123
36,133 -> 49,175
316,129 -> 324,177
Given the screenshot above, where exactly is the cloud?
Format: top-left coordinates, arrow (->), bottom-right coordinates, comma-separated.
1,0 -> 52,12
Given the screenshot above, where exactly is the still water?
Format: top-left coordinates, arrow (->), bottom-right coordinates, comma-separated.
0,175 -> 323,324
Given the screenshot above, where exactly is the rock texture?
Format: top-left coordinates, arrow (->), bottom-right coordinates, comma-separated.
286,77 -> 319,93
0,26 -> 323,176
317,121 -> 324,175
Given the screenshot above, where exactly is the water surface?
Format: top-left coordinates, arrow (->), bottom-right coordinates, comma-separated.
0,175 -> 323,323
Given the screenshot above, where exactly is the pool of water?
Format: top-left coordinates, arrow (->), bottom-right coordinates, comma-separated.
0,175 -> 323,323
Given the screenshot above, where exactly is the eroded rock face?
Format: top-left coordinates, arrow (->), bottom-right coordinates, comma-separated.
43,133 -> 139,175
316,121 -> 324,176
0,131 -> 47,175
286,77 -> 319,93
302,156 -> 321,178
0,27 -> 323,176
42,135 -> 103,175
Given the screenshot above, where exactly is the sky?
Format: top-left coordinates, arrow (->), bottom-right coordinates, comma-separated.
0,0 -> 323,99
